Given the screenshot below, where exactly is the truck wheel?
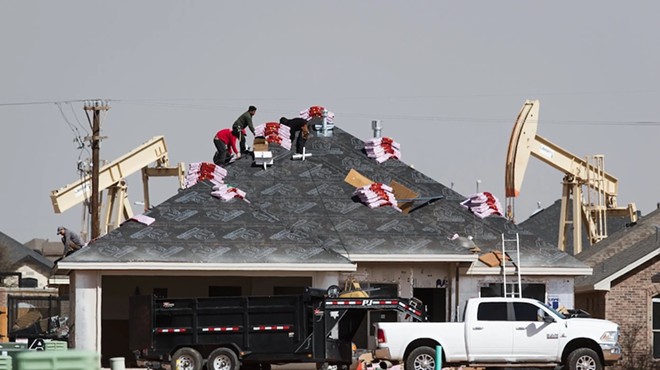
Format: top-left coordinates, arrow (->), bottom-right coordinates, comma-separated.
172,347 -> 203,370
406,346 -> 436,370
207,347 -> 239,370
566,348 -> 602,370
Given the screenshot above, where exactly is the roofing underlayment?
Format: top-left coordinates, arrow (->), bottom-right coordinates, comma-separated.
57,126 -> 587,272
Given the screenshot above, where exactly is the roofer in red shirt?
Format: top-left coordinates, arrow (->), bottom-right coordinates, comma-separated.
213,128 -> 241,166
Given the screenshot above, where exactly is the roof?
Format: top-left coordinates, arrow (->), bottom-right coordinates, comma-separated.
518,199 -> 633,255
58,126 -> 589,274
0,231 -> 54,271
575,207 -> 660,291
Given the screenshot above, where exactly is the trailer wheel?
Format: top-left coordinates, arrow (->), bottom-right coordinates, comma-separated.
172,347 -> 203,370
406,346 -> 436,370
566,347 -> 602,370
207,347 -> 239,370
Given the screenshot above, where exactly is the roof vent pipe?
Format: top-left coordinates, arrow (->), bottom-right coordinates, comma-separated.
372,120 -> 382,138
321,109 -> 328,135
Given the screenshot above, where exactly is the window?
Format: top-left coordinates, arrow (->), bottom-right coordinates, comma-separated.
480,283 -> 545,301
652,296 -> 660,358
477,302 -> 508,321
513,302 -> 541,321
19,278 -> 38,288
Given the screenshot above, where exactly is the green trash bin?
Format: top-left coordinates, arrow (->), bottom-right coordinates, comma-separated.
14,350 -> 100,370
43,340 -> 67,351
0,343 -> 28,367
0,355 -> 12,370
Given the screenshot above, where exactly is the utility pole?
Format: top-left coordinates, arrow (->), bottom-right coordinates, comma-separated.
84,100 -> 110,240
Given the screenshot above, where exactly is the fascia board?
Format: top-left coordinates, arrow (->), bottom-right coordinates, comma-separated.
467,265 -> 593,276
592,249 -> 660,291
57,262 -> 357,272
343,254 -> 479,262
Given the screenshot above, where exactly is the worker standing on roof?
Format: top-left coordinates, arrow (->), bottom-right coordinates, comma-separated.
232,105 -> 257,155
213,128 -> 241,166
280,116 -> 310,154
57,226 -> 83,258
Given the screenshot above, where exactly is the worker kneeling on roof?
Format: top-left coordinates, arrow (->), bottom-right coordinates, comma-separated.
57,226 -> 83,258
213,128 -> 241,166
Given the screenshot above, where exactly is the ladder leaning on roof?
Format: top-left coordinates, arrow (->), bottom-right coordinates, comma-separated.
502,233 -> 522,298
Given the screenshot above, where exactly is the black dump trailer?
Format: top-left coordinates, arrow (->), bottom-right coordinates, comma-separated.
129,287 -> 426,370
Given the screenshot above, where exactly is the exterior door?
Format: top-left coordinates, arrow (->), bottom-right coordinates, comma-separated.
511,302 -> 561,361
467,301 -> 513,362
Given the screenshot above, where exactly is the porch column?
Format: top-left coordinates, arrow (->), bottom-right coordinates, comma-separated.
71,270 -> 102,352
313,271 -> 339,290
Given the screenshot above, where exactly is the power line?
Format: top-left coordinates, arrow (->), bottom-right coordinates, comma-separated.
0,99 -> 87,107
3,98 -> 660,127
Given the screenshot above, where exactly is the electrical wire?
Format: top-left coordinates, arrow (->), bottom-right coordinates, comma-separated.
3,98 -> 660,127
67,102 -> 90,137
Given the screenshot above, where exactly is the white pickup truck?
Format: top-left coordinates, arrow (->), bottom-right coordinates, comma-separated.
376,297 -> 621,370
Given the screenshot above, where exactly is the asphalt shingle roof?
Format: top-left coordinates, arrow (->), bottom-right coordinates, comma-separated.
574,208 -> 660,289
0,231 -> 53,270
60,127 -> 587,270
519,199 -> 633,255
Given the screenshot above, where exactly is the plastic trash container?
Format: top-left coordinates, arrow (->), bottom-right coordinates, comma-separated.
14,350 -> 99,370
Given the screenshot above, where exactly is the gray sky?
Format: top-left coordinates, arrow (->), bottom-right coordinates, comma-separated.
1,1 -> 659,243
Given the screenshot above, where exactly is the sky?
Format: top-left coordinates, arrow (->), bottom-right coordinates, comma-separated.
1,1 -> 659,244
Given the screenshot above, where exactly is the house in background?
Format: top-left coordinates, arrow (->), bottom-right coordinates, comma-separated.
572,207 -> 660,368
519,199 -> 635,256
55,124 -> 591,365
522,198 -> 660,367
0,231 -> 61,343
24,238 -> 65,263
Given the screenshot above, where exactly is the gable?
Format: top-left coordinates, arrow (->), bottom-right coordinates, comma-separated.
58,127 -> 588,272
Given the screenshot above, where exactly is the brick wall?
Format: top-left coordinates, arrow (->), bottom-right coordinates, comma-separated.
575,291 -> 606,319
604,256 -> 660,368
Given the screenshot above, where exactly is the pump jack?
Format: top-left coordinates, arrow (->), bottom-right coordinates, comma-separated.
50,136 -> 185,241
504,100 -> 637,254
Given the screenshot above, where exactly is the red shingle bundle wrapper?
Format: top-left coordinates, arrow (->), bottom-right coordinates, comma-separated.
185,162 -> 227,188
300,105 -> 335,124
211,184 -> 250,204
255,122 -> 292,150
353,183 -> 401,212
365,137 -> 401,163
460,191 -> 504,219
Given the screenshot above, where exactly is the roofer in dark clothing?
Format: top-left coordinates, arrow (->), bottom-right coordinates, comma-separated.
279,116 -> 310,154
213,128 -> 241,166
232,106 -> 257,155
56,226 -> 83,258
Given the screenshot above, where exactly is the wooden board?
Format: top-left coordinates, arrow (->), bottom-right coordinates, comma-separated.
344,168 -> 374,188
390,180 -> 418,214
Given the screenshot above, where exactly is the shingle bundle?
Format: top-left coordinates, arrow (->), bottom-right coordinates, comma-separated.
460,191 -> 504,219
211,184 -> 250,204
365,137 -> 401,163
185,162 -> 227,188
255,122 -> 292,150
300,105 -> 335,126
353,183 -> 401,212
